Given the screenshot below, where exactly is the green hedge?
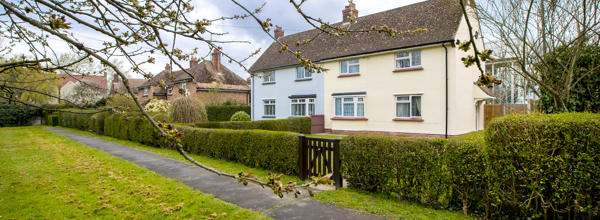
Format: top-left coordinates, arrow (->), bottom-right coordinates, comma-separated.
57,111 -> 93,131
0,102 -> 38,127
193,117 -> 311,134
205,105 -> 251,121
485,113 -> 600,218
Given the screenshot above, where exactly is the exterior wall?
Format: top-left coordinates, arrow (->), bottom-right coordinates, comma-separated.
251,67 -> 324,120
137,81 -> 250,105
322,46 -> 449,135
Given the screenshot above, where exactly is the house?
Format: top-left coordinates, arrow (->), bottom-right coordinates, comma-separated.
58,73 -> 109,104
249,0 -> 492,137
137,50 -> 251,104
111,75 -> 147,96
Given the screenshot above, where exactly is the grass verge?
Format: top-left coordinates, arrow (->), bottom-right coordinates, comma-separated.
0,126 -> 267,219
314,188 -> 474,220
57,126 -> 304,184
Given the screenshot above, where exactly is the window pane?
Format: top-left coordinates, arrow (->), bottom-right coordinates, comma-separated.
397,96 -> 409,102
335,98 -> 342,116
397,52 -> 408,58
308,103 -> 315,115
357,97 -> 363,102
340,61 -> 348,73
396,103 -> 410,117
411,96 -> 422,117
343,97 -> 353,102
343,103 -> 354,116
297,67 -> 304,79
357,103 -> 364,117
349,59 -> 359,64
305,69 -> 311,78
349,64 -> 360,73
400,59 -> 410,68
411,51 -> 421,66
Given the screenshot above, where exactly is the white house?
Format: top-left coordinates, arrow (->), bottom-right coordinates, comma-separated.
249,0 -> 492,137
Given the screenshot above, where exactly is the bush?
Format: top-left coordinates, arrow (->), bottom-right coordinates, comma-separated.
485,113 -> 600,218
205,104 -> 250,121
144,99 -> 171,114
230,111 -> 250,121
108,94 -> 139,113
178,126 -> 299,175
90,112 -> 107,134
57,111 -> 94,131
0,102 -> 36,127
193,117 -> 311,134
170,97 -> 207,123
341,135 -> 453,206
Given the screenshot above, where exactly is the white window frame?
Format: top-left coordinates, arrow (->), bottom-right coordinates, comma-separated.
333,96 -> 365,117
143,87 -> 148,96
167,87 -> 173,95
263,99 -> 276,116
395,50 -> 422,69
395,95 -> 422,118
296,66 -> 312,79
179,82 -> 189,95
263,71 -> 275,83
340,59 -> 360,75
291,98 -> 315,116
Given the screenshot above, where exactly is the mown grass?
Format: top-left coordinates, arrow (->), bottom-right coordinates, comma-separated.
57,126 -> 305,184
0,126 -> 268,219
314,188 -> 475,220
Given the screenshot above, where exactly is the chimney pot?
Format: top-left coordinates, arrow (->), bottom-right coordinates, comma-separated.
342,2 -> 358,23
274,26 -> 284,40
165,63 -> 171,71
211,49 -> 221,73
190,57 -> 198,68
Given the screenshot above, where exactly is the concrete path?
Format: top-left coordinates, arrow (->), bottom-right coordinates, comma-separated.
45,127 -> 385,220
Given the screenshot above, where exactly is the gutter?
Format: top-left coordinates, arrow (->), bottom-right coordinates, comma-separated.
442,43 -> 448,139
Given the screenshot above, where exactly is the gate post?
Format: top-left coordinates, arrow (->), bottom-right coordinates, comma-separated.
333,137 -> 342,189
298,135 -> 307,180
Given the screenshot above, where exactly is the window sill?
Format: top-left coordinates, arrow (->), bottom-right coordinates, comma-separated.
262,82 -> 276,85
262,116 -> 276,118
331,117 -> 368,121
143,95 -> 148,97
338,73 -> 360,78
393,67 -> 423,73
295,78 -> 312,82
393,118 -> 424,122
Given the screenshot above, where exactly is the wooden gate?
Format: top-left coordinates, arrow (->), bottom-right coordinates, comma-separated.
298,135 -> 342,189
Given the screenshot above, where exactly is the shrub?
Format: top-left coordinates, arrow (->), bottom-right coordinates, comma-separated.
205,104 -> 250,121
485,113 -> 600,218
144,99 -> 171,114
170,97 -> 207,123
230,111 -> 250,121
0,102 -> 36,127
108,94 -> 139,113
193,117 -> 311,134
90,112 -> 107,134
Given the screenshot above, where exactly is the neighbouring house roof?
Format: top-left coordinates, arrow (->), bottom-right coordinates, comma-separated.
249,0 -> 463,72
473,84 -> 495,100
112,76 -> 147,94
59,74 -> 108,90
139,60 -> 249,91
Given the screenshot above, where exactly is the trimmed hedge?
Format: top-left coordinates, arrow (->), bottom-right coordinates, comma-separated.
205,105 -> 251,121
485,113 -> 600,218
193,117 -> 311,134
0,102 -> 38,127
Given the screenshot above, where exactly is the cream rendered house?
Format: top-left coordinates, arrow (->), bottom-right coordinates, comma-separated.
250,0 -> 492,137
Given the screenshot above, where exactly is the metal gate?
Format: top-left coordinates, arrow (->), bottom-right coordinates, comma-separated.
298,135 -> 342,189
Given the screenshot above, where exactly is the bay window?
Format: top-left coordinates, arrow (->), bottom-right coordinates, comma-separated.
334,96 -> 364,117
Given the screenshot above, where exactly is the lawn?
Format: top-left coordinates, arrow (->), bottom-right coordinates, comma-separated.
58,126 -> 305,184
315,189 -> 475,220
0,126 -> 268,219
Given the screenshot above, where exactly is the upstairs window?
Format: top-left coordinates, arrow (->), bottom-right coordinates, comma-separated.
296,66 -> 312,79
263,71 -> 275,83
291,98 -> 315,116
167,87 -> 173,95
395,50 -> 421,69
264,100 -> 276,116
340,59 -> 360,74
395,95 -> 422,118
143,88 -> 148,96
334,96 -> 364,117
179,82 -> 189,95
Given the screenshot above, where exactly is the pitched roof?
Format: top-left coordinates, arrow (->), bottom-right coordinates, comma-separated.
112,77 -> 147,94
60,74 -> 108,90
249,0 -> 463,72
140,61 -> 248,89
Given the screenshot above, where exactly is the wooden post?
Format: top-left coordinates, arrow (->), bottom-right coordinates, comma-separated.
333,138 -> 342,189
298,135 -> 306,180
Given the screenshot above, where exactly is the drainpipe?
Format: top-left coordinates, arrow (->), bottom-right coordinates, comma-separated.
251,74 -> 255,121
442,43 -> 448,139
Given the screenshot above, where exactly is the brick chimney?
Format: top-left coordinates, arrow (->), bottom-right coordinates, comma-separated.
342,2 -> 358,23
165,63 -> 171,72
190,57 -> 198,68
211,49 -> 221,73
274,26 -> 284,40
